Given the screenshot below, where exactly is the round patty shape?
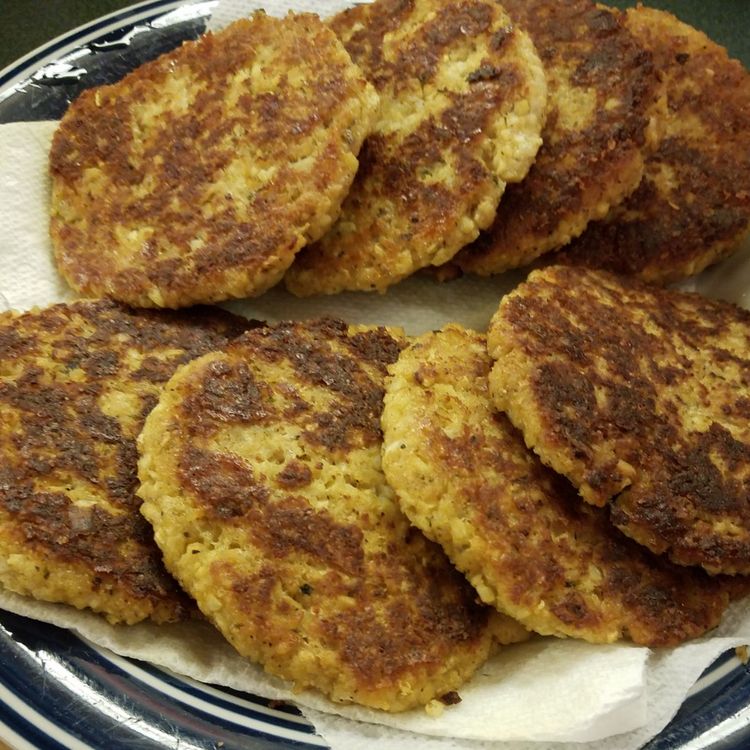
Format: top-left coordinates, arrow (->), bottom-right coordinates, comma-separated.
0,300 -> 251,624
283,0 -> 547,296
487,266 -> 750,576
49,13 -> 378,308
382,325 -> 729,645
549,7 -> 750,283
137,318 -> 496,712
455,0 -> 656,275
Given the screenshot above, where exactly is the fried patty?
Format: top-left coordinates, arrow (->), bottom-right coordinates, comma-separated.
487,266 -> 750,575
50,13 -> 378,308
382,325 -> 730,645
454,0 -> 656,275
0,300 -> 251,624
551,7 -> 750,283
283,0 -> 547,296
138,318 -> 498,712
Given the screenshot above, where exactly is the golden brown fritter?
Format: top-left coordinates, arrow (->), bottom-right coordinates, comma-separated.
454,0 -> 657,275
138,318 -> 498,712
382,325 -> 730,645
284,0 -> 547,296
0,300 -> 251,624
50,13 -> 378,308
551,7 -> 750,283
488,266 -> 750,576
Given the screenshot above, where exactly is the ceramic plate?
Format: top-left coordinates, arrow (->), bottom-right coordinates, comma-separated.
0,2 -> 749,748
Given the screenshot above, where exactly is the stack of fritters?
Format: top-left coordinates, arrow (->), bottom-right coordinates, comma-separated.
12,0 -> 750,719
0,300 -> 251,624
2,297 -> 746,711
47,1 -> 750,300
551,7 -> 750,282
381,324 -> 733,646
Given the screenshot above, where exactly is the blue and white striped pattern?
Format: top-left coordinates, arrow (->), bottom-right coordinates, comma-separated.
0,610 -> 327,749
0,1 -> 204,90
644,651 -> 750,750
0,0 -> 215,122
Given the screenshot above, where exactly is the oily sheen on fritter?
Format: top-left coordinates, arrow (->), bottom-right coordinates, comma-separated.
552,6 -> 750,282
284,0 -> 547,295
488,266 -> 750,576
50,13 -> 378,308
0,300 -> 251,624
455,0 -> 657,275
382,325 -> 730,645
138,318 -> 501,712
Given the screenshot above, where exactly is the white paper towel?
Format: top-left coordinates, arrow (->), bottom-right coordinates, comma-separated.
0,120 -> 73,311
207,0 -> 359,26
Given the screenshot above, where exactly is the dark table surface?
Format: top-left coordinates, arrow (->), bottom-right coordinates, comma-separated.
1,0 -> 749,74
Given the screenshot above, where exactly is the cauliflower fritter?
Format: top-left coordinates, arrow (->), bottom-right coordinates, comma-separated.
551,7 -> 750,282
50,13 -> 378,308
488,266 -> 750,575
0,300 -> 250,624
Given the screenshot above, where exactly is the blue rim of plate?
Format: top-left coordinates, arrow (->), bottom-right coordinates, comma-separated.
0,2 -> 749,748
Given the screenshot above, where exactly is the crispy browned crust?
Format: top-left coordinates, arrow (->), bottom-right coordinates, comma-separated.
382,325 -> 729,645
550,7 -> 750,283
455,0 -> 656,274
0,300 -> 252,624
49,14 -> 377,308
284,0 -> 547,295
487,266 -> 750,575
138,318 -> 495,711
